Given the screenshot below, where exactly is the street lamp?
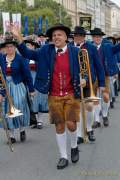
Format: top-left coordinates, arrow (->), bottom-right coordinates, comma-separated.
75,0 -> 78,26
58,3 -> 62,23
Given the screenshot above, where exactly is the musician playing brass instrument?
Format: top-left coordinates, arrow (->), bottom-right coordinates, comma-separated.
70,26 -> 105,144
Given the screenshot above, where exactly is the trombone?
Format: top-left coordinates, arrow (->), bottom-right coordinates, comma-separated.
0,66 -> 23,151
78,49 -> 87,143
78,49 -> 100,143
79,49 -> 100,103
0,67 -> 23,118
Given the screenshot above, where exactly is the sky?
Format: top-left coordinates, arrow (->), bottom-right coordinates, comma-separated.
111,0 -> 120,7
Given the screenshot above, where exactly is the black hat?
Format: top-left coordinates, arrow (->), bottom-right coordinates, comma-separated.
37,32 -> 46,37
90,28 -> 105,36
46,23 -> 71,39
1,32 -> 17,47
72,26 -> 86,35
24,39 -> 40,48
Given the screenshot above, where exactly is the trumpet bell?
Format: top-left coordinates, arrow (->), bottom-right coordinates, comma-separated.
84,96 -> 101,103
6,106 -> 23,118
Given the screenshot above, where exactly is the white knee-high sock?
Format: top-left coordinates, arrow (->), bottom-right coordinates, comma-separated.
69,130 -> 77,148
77,113 -> 84,138
87,111 -> 94,132
94,104 -> 101,123
102,101 -> 110,117
56,132 -> 67,159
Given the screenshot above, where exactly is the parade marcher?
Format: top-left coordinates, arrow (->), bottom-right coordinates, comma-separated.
0,34 -> 35,143
90,28 -> 120,128
24,37 -> 49,129
10,23 -> 88,169
70,26 -> 105,144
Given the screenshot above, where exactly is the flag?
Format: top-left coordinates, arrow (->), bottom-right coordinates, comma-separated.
33,18 -> 37,34
2,12 -> 10,34
12,13 -> 21,30
38,16 -> 42,33
45,17 -> 48,33
23,16 -> 28,36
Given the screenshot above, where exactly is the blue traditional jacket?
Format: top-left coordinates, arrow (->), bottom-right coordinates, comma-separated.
97,40 -> 120,76
17,43 -> 84,98
3,52 -> 34,92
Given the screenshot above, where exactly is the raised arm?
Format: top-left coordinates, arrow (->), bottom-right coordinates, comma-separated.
10,24 -> 39,61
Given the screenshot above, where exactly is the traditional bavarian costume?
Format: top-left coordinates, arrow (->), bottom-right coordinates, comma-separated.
1,37 -> 34,143
16,24 -> 82,169
70,26 -> 105,144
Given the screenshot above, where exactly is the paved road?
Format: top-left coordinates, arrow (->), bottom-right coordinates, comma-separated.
0,96 -> 120,180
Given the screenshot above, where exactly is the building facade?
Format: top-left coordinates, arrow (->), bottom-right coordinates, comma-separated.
105,0 -> 111,35
110,3 -> 120,36
55,0 -> 120,36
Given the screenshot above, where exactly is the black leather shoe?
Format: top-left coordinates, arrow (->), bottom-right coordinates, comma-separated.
103,117 -> 109,127
77,137 -> 84,144
57,158 -> 69,169
10,137 -> 16,144
92,121 -> 101,129
20,131 -> 26,142
87,131 -> 96,142
71,146 -> 79,163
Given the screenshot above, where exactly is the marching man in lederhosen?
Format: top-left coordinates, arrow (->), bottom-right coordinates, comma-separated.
10,23 -> 87,169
